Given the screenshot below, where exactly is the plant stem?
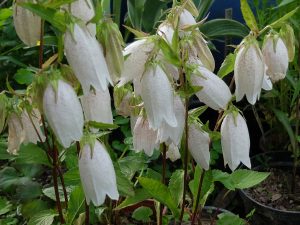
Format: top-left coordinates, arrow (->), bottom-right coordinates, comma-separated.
58,167 -> 68,207
39,21 -> 44,68
191,170 -> 205,225
179,91 -> 190,224
85,201 -> 90,225
159,143 -> 167,225
53,144 -> 65,224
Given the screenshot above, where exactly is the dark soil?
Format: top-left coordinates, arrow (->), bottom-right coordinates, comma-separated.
245,168 -> 300,211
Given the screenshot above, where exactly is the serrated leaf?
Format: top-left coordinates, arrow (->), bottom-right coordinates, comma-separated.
212,170 -> 235,190
115,188 -> 151,210
0,167 -> 20,191
240,0 -> 258,32
168,170 -> 184,207
115,163 -> 135,197
28,210 -> 58,225
217,53 -> 236,78
200,19 -> 249,39
138,177 -> 179,218
67,186 -> 85,225
21,199 -> 50,219
43,186 -> 73,202
16,180 -> 42,201
231,169 -> 269,189
16,143 -> 51,167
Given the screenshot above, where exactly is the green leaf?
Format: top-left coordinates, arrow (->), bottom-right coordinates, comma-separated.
14,68 -> 34,85
88,121 -> 119,130
132,206 -> 153,222
138,177 -> 179,218
217,212 -> 246,225
0,142 -> 13,160
212,170 -> 235,190
142,0 -> 166,32
119,155 -> 147,179
28,210 -> 58,225
43,186 -> 73,202
269,7 -> 299,28
44,0 -> 76,8
16,180 -> 42,201
273,109 -> 296,151
231,169 -> 269,189
168,170 -> 184,207
19,3 -> 67,32
196,0 -> 215,19
16,143 -> 51,167
115,164 -> 135,196
274,0 -> 297,9
217,53 -> 236,78
200,19 -> 249,39
0,197 -> 13,216
21,199 -> 50,219
115,188 -> 151,210
159,38 -> 180,67
0,8 -> 12,22
240,0 -> 258,32
67,186 -> 85,225
64,167 -> 81,186
127,0 -> 146,29
0,167 -> 20,191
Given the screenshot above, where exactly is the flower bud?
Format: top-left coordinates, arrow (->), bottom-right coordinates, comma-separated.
221,112 -> 251,171
133,116 -> 159,156
234,38 -> 265,104
262,34 -> 289,82
80,90 -> 113,126
141,64 -> 177,130
166,143 -> 181,162
119,39 -> 154,86
66,0 -> 96,36
64,24 -> 112,95
43,79 -> 84,148
191,63 -> 232,110
79,140 -> 119,206
7,113 -> 25,155
13,0 -> 41,47
188,123 -> 210,170
98,20 -> 124,84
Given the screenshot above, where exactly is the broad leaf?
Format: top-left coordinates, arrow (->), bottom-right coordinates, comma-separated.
138,177 -> 179,218
21,200 -> 50,219
0,197 -> 12,216
269,7 -> 299,28
132,206 -> 153,222
231,169 -> 269,189
217,53 -> 236,78
67,186 -> 85,225
28,210 -> 58,225
115,188 -> 151,210
217,212 -> 246,225
168,170 -> 184,207
200,19 -> 249,39
115,163 -> 135,197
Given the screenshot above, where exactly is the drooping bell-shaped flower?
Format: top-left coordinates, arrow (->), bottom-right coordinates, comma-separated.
156,95 -> 185,146
64,24 -> 112,94
7,113 -> 25,155
262,35 -> 289,82
157,22 -> 174,44
166,143 -> 181,162
188,123 -> 210,170
133,116 -> 159,156
221,111 -> 251,171
141,64 -> 177,130
262,73 -> 273,91
66,0 -> 96,36
119,39 -> 154,86
80,90 -> 113,125
191,63 -> 232,110
79,140 -> 119,206
21,109 -> 46,144
179,9 -> 197,28
43,79 -> 84,148
13,0 -> 41,47
234,38 -> 265,105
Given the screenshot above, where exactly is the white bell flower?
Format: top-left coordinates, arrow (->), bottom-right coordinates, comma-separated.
67,0 -> 96,36
188,123 -> 210,170
79,140 -> 119,206
13,0 -> 41,47
191,64 -> 232,110
221,112 -> 251,171
80,90 -> 113,125
119,39 -> 154,86
141,64 -> 177,130
262,35 -> 289,82
43,80 -> 84,148
133,116 -> 159,156
234,39 -> 265,105
64,24 -> 112,95
156,95 -> 185,146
